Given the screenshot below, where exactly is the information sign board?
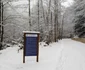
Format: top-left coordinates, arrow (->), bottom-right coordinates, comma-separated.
23,31 -> 40,63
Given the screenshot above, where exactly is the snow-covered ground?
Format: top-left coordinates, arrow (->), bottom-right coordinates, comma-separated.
0,39 -> 85,70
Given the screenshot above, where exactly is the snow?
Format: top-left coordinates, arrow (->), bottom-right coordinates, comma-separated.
0,39 -> 85,70
23,31 -> 40,34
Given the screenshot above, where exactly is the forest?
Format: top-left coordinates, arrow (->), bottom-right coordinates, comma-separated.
0,0 -> 85,50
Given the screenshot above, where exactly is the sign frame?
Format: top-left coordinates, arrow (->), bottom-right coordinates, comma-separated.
23,31 -> 40,63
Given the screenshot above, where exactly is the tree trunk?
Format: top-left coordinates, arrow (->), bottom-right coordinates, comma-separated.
0,1 -> 3,50
54,0 -> 58,42
38,0 -> 39,31
28,0 -> 31,31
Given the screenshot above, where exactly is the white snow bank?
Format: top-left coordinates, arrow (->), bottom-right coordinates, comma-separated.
0,39 -> 85,70
23,31 -> 40,34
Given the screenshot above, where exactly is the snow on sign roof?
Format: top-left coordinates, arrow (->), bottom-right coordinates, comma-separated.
23,31 -> 40,34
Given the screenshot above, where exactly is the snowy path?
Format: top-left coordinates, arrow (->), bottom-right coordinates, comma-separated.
56,39 -> 85,70
0,39 -> 85,70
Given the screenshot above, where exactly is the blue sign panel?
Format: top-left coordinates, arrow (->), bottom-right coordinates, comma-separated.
25,34 -> 38,56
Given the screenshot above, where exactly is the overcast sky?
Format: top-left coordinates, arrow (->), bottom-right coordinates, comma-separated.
61,0 -> 74,7
11,0 -> 37,9
10,0 -> 74,8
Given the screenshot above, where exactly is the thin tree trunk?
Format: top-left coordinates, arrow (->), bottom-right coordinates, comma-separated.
38,0 -> 39,31
0,0 -> 1,34
46,0 -> 51,43
0,1 -> 3,50
50,12 -> 53,42
28,0 -> 31,31
41,0 -> 46,30
1,2 -> 3,43
47,0 -> 51,27
54,0 -> 58,42
54,0 -> 57,42
61,14 -> 64,39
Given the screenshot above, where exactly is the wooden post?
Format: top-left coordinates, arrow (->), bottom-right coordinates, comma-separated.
36,33 -> 39,62
23,33 -> 25,63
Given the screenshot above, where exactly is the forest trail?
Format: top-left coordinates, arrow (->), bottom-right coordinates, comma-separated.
0,39 -> 85,70
56,39 -> 85,70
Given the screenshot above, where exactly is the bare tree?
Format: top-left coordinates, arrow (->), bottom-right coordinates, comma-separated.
46,0 -> 51,43
41,0 -> 46,27
54,0 -> 59,42
0,0 -> 4,50
28,0 -> 31,31
38,0 -> 39,31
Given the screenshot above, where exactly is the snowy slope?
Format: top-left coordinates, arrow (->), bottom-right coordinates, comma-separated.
0,39 -> 85,70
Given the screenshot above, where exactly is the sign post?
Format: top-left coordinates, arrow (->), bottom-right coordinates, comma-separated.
23,31 -> 40,63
